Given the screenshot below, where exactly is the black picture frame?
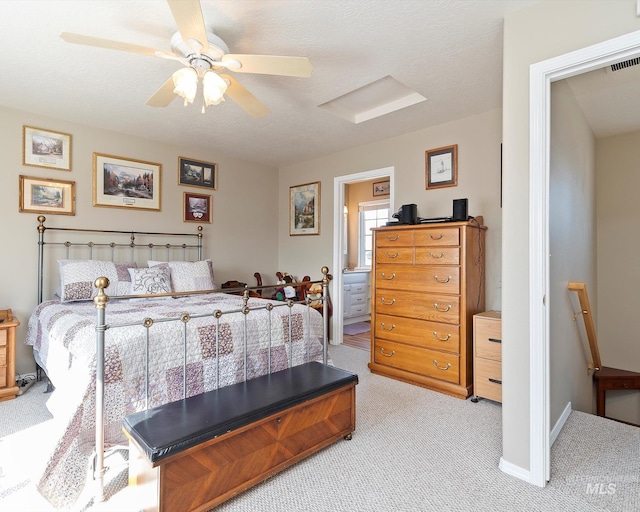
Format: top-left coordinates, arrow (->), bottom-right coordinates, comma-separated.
178,156 -> 218,190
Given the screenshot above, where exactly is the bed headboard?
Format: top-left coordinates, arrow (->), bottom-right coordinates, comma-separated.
36,215 -> 204,303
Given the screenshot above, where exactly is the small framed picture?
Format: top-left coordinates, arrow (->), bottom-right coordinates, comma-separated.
373,180 -> 390,196
19,175 -> 75,215
426,144 -> 458,190
23,126 -> 72,171
290,181 -> 320,236
93,153 -> 161,211
178,157 -> 217,189
183,192 -> 212,223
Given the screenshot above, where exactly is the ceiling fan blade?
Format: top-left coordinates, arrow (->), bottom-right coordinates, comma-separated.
221,74 -> 270,118
146,77 -> 177,107
221,54 -> 313,77
167,0 -> 209,53
60,32 -> 181,61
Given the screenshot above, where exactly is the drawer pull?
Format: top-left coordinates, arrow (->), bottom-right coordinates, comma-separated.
379,347 -> 395,357
430,233 -> 444,240
433,360 -> 451,371
433,303 -> 451,312
380,323 -> 396,331
488,338 -> 502,343
433,275 -> 451,284
380,298 -> 396,305
488,378 -> 502,385
430,251 -> 445,259
381,272 -> 396,280
432,332 -> 451,341
386,235 -> 400,241
386,252 -> 399,258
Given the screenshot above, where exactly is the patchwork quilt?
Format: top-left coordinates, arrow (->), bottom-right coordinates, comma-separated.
25,292 -> 325,508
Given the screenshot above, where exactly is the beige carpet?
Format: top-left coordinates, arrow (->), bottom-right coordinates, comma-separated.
1,345 -> 638,511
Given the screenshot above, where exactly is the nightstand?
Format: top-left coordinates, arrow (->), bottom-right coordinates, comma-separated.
0,309 -> 20,402
472,311 -> 502,403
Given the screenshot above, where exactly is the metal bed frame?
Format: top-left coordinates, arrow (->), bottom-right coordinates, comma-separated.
34,216 -> 331,504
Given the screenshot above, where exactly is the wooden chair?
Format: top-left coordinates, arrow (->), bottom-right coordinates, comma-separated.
569,281 -> 640,427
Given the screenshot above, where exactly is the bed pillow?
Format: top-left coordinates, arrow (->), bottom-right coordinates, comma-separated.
128,267 -> 172,295
57,260 -> 137,302
148,259 -> 217,292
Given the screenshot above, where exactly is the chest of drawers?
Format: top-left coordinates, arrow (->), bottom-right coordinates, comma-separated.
368,219 -> 486,398
0,309 -> 20,402
472,311 -> 502,403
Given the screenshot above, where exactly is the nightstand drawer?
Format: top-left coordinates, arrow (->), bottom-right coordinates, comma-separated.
374,339 -> 460,384
474,312 -> 502,361
474,357 -> 502,403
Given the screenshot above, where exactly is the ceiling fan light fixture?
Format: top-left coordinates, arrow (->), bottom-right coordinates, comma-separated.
202,70 -> 228,106
172,67 -> 198,105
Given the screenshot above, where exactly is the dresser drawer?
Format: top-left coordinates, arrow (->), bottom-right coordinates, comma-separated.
0,346 -> 6,366
0,330 -> 6,346
414,228 -> 459,247
350,292 -> 367,305
375,247 -> 413,264
474,313 -> 502,361
350,304 -> 367,316
474,357 -> 502,403
375,229 -> 414,247
374,313 -> 460,353
0,367 -> 6,388
375,264 -> 460,294
415,247 -> 459,265
349,283 -> 368,294
374,339 -> 460,384
374,290 -> 459,324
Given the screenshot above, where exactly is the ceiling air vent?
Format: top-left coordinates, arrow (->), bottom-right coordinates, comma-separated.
610,57 -> 640,72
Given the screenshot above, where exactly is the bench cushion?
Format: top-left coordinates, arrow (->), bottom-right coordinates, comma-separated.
123,362 -> 358,464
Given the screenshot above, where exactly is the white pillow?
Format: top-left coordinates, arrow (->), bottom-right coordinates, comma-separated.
148,259 -> 216,292
58,260 -> 137,302
128,267 -> 172,295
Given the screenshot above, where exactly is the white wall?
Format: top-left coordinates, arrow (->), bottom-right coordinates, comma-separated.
278,108 -> 504,313
596,129 -> 640,425
502,0 -> 640,472
0,106 -> 279,375
549,79 -> 597,424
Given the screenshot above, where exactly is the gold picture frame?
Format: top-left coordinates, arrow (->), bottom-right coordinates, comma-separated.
23,125 -> 72,171
426,144 -> 458,190
178,156 -> 218,190
19,175 -> 75,215
93,153 -> 161,211
290,181 -> 320,236
183,192 -> 212,223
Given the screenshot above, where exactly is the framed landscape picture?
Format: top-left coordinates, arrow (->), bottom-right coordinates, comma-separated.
426,144 -> 458,190
183,192 -> 212,223
23,126 -> 72,171
290,181 -> 320,236
93,153 -> 161,211
19,175 -> 75,215
178,157 -> 217,189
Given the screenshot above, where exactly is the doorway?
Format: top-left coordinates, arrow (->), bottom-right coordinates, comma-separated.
529,29 -> 640,487
332,167 -> 394,346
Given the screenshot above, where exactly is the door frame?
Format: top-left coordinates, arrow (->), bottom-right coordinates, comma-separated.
529,29 -> 640,486
332,167 -> 395,345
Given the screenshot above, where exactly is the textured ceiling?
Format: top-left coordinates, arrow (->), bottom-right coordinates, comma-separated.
2,0 -> 628,169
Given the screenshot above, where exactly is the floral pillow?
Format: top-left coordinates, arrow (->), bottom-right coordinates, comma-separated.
57,260 -> 137,302
128,267 -> 172,295
148,259 -> 216,292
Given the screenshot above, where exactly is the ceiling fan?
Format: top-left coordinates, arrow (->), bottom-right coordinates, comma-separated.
60,0 -> 313,117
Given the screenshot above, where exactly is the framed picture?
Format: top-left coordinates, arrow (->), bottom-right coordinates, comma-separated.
183,192 -> 212,223
290,181 -> 320,236
19,175 -> 75,215
373,180 -> 390,196
426,144 -> 458,190
178,156 -> 217,190
93,153 -> 161,211
23,126 -> 72,171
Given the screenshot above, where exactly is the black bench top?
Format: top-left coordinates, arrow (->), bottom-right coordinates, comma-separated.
123,362 -> 358,464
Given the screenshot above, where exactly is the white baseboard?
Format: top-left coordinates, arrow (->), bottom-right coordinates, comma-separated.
550,401 -> 571,447
499,457 -> 532,483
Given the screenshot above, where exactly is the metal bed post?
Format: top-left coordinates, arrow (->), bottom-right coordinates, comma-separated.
321,266 -> 330,365
93,277 -> 110,503
37,216 -> 46,304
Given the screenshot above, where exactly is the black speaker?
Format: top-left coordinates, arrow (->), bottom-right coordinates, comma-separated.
452,198 -> 468,221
